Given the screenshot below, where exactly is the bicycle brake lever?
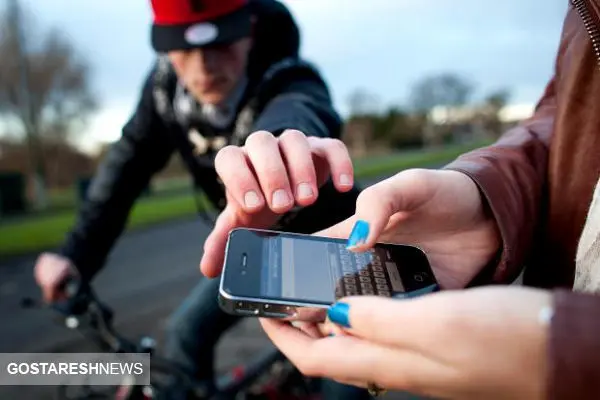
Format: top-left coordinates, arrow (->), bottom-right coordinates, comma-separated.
53,278 -> 93,316
60,278 -> 81,298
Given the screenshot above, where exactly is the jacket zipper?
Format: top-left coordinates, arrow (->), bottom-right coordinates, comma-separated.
572,0 -> 600,67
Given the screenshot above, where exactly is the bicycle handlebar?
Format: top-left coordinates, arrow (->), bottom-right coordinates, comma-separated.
21,277 -> 126,352
58,277 -> 82,299
21,276 -> 295,399
21,278 -> 206,395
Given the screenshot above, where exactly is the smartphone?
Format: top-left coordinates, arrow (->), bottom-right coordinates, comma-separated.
218,228 -> 439,322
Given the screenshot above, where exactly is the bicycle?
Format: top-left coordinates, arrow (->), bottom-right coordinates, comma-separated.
21,279 -> 322,400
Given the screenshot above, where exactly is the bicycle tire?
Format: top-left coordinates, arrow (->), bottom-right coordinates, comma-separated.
245,360 -> 322,400
52,357 -> 192,400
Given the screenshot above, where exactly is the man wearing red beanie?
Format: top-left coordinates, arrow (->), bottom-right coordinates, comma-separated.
35,0 -> 368,398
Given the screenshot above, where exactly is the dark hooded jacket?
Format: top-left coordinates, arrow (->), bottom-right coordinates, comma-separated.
60,0 -> 360,279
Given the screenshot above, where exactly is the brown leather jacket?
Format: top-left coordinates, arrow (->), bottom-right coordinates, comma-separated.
445,1 -> 600,398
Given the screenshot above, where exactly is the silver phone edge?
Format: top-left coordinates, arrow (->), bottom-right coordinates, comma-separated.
218,287 -> 328,323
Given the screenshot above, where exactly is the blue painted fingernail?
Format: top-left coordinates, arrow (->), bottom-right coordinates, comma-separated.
327,303 -> 351,328
347,220 -> 369,248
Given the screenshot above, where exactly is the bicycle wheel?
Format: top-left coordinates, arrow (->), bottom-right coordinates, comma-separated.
142,356 -> 208,399
54,358 -> 199,400
244,360 -> 322,400
55,376 -> 152,400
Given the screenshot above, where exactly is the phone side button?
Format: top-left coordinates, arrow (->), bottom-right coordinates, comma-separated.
264,304 -> 296,317
263,311 -> 290,318
236,309 -> 259,316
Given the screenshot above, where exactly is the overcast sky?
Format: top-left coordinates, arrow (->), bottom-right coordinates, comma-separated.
17,0 -> 569,152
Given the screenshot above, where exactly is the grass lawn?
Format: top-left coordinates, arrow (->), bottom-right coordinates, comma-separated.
0,140 -> 491,257
1,195 -> 199,257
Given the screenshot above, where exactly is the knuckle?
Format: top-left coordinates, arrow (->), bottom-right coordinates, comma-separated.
38,254 -> 58,270
357,185 -> 394,216
214,145 -> 240,166
279,129 -> 306,144
253,166 -> 288,194
356,185 -> 379,206
292,164 -> 316,182
325,138 -> 347,152
395,168 -> 431,185
285,158 -> 314,179
39,252 -> 56,263
259,157 -> 287,179
263,154 -> 284,170
245,130 -> 275,149
35,255 -> 48,267
263,171 -> 288,191
393,168 -> 437,198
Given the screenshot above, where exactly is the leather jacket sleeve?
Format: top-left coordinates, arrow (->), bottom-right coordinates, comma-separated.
444,75 -> 557,284
59,68 -> 175,280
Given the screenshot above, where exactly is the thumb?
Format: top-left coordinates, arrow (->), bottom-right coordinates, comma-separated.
200,206 -> 239,278
347,170 -> 432,251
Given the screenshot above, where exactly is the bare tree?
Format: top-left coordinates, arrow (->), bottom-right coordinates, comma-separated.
409,73 -> 474,147
347,88 -> 380,117
410,73 -> 473,113
484,89 -> 510,110
0,0 -> 97,208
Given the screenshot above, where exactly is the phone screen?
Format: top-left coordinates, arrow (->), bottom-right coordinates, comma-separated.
222,229 -> 439,306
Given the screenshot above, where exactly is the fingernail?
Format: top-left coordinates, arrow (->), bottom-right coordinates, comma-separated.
339,174 -> 352,186
347,220 -> 369,248
244,191 -> 260,208
297,183 -> 314,200
327,303 -> 350,328
272,189 -> 291,208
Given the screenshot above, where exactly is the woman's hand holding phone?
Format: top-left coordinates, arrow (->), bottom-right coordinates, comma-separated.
259,169 -> 552,399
